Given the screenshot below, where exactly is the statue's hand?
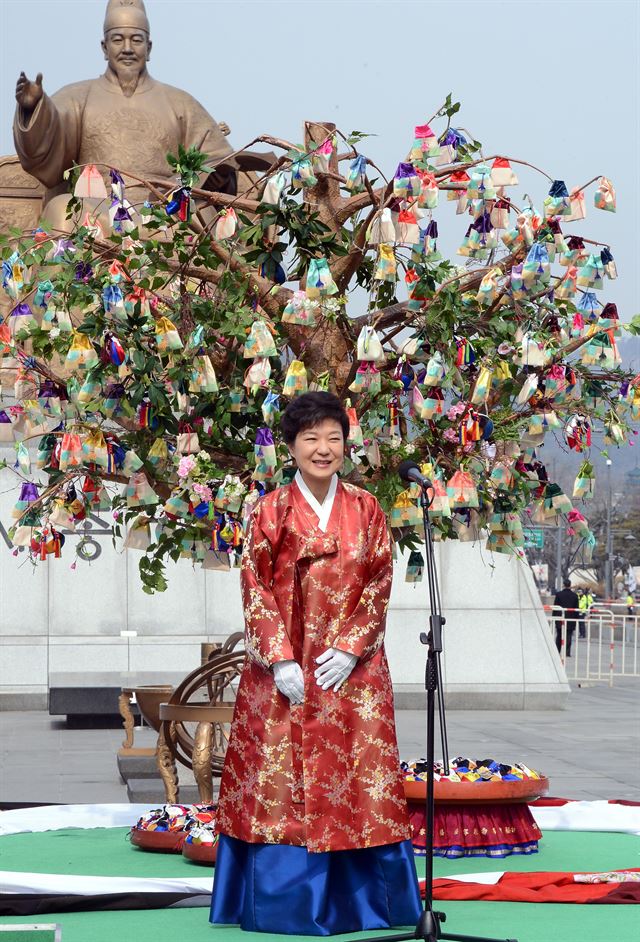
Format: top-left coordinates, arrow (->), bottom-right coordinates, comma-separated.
16,72 -> 43,112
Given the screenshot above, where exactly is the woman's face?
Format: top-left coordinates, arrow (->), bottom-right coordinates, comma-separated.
289,418 -> 345,485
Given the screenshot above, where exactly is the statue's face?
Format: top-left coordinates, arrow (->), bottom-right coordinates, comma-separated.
101,28 -> 152,76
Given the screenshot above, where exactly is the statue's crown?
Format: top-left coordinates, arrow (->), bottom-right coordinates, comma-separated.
104,0 -> 150,34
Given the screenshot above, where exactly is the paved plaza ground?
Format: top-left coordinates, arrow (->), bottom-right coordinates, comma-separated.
1,678 -> 638,805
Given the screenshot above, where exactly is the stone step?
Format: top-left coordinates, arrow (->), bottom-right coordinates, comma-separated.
126,777 -> 202,806
126,774 -> 222,806
117,751 -> 158,783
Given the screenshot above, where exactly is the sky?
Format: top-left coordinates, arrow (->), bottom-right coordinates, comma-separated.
0,0 -> 638,323
0,0 -> 638,485
0,0 -> 638,328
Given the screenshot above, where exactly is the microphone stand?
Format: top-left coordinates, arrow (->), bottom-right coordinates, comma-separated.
362,483 -> 517,942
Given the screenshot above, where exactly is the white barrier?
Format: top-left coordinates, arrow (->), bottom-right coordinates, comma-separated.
547,608 -> 640,684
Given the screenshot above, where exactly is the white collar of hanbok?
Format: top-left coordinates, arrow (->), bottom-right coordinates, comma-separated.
294,471 -> 338,533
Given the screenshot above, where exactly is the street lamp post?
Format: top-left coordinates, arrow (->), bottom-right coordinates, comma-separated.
605,459 -> 613,601
555,522 -> 564,593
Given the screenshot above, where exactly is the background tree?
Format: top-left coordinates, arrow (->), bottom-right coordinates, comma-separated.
1,98 -> 638,592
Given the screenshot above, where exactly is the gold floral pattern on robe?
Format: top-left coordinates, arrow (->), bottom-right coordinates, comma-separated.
216,479 -> 412,853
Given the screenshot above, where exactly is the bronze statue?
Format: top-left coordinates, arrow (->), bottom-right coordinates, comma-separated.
13,0 -> 236,231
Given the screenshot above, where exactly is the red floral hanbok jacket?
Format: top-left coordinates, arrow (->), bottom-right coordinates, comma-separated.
215,478 -> 412,853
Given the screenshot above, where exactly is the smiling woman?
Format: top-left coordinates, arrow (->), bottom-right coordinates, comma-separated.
210,391 -> 422,935
281,392 -> 349,503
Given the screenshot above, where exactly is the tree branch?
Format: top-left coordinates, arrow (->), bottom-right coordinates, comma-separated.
433,155 -> 554,183
335,186 -> 384,224
333,203 -> 380,294
573,175 -> 602,195
190,187 -> 261,213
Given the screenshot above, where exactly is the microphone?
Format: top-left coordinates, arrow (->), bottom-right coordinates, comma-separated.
398,459 -> 432,489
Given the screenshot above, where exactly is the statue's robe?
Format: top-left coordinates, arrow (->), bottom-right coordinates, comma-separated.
215,476 -> 412,853
13,71 -> 234,227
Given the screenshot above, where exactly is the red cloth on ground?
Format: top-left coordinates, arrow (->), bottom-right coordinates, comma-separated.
424,869 -> 640,904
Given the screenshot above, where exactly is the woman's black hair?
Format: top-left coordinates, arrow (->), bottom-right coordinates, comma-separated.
280,391 -> 349,445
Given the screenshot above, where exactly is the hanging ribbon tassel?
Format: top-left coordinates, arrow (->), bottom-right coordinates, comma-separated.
388,396 -> 401,438
455,337 -> 476,367
179,189 -> 191,223
105,442 -> 115,474
138,400 -> 152,429
166,187 -> 191,221
39,528 -> 49,562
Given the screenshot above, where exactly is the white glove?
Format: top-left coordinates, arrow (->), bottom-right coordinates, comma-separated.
272,660 -> 304,704
314,647 -> 358,692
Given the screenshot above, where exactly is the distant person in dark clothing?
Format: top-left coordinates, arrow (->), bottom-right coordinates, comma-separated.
553,579 -> 580,657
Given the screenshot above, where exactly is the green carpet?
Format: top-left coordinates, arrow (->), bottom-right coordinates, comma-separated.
0,828 -> 196,879
1,827 -> 639,880
0,828 -> 638,942
0,901 -> 638,942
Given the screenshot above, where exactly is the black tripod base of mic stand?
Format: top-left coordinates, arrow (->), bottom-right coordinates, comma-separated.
370,903 -> 517,942
361,898 -> 517,942
379,929 -> 517,942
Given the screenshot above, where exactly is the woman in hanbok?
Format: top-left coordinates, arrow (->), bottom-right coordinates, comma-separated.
210,391 -> 421,935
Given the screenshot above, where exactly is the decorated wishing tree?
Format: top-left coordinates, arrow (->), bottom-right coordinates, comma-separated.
1,97 -> 638,592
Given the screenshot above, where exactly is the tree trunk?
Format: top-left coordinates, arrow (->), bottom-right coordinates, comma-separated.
300,121 -> 352,390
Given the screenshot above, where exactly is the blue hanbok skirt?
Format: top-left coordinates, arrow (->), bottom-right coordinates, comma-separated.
210,834 -> 422,936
